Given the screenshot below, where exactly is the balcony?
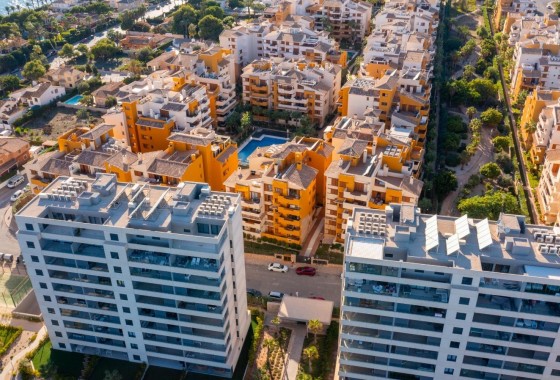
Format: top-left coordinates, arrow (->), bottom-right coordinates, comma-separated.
343,189 -> 369,203
128,251 -> 170,267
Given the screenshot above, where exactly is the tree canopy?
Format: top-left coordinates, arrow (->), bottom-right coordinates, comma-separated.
434,170 -> 458,200
480,107 -> 503,128
479,162 -> 501,179
457,191 -> 520,220
22,59 -> 46,81
90,38 -> 120,60
198,15 -> 224,41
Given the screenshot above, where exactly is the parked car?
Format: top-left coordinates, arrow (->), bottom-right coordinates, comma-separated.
7,175 -> 24,188
268,291 -> 284,300
10,190 -> 23,202
268,263 -> 289,272
247,288 -> 262,297
296,266 -> 316,276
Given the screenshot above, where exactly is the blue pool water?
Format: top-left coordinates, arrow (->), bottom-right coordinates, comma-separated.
64,95 -> 83,105
238,135 -> 287,163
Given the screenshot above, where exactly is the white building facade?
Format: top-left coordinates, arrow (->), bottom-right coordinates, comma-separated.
338,204 -> 560,379
16,174 -> 250,378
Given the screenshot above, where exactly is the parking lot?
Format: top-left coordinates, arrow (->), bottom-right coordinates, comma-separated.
244,254 -> 343,306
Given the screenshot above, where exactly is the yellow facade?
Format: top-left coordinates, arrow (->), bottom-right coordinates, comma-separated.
122,100 -> 176,154
104,163 -> 133,182
168,134 -> 238,191
58,127 -> 90,153
519,89 -> 560,164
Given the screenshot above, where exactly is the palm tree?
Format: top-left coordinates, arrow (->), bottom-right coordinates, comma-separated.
104,369 -> 122,380
302,346 -> 319,373
4,6 -> 11,14
307,319 -> 323,344
466,106 -> 477,120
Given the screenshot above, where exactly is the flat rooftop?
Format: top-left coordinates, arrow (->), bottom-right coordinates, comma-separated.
17,174 -> 240,235
346,204 -> 560,274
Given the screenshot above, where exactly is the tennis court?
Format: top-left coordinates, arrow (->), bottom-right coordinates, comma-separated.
0,274 -> 32,307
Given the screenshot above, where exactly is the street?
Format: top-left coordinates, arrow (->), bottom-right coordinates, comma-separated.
0,176 -> 29,259
245,256 -> 343,306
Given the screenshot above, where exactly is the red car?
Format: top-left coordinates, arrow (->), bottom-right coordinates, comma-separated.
310,296 -> 325,300
296,266 -> 316,276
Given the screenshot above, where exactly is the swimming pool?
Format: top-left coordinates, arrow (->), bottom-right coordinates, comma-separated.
64,95 -> 83,105
238,135 -> 287,163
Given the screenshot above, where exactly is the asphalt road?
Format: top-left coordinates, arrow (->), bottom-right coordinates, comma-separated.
245,260 -> 343,306
0,174 -> 29,259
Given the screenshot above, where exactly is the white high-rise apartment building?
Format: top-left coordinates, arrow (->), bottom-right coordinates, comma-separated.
338,204 -> 560,380
15,174 -> 250,378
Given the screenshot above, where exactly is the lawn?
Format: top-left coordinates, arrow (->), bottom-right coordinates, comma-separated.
31,339 -> 51,370
89,357 -> 144,380
143,365 -> 183,380
244,240 -> 298,256
32,346 -> 85,379
314,244 -> 343,265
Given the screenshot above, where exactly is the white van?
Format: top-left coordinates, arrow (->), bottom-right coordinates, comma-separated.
7,175 -> 24,188
268,291 -> 284,300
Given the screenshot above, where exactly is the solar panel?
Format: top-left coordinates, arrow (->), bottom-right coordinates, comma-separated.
476,218 -> 492,250
425,215 -> 439,251
455,214 -> 470,239
446,234 -> 460,255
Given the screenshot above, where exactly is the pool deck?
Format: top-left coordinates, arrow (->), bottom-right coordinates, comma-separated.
238,134 -> 288,163
237,134 -> 287,151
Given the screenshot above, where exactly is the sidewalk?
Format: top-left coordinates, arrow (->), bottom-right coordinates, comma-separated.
283,325 -> 306,380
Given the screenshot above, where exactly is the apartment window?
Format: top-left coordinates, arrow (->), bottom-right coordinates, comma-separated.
453,327 -> 463,335
123,307 -> 130,313
456,312 -> 466,320
110,233 -> 119,241
197,223 -> 210,234
131,344 -> 138,349
110,252 -> 119,259
55,331 -> 62,337
126,319 -> 133,326
459,297 -> 470,305
462,277 -> 473,285
25,223 -> 33,231
117,280 -> 125,287
128,332 -> 136,338
52,320 -> 59,326
447,355 -> 457,362
31,256 -> 39,263
26,241 -> 35,249
450,341 -> 460,348
47,308 -> 55,314
114,267 -> 122,274
59,343 -> 66,349
35,269 -> 43,276
552,369 -> 560,376
133,355 -> 140,361
44,295 -> 51,302
40,283 -> 47,289
444,368 -> 454,375
120,294 -> 128,301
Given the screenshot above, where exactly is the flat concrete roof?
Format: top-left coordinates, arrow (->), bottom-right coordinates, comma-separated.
278,296 -> 333,325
